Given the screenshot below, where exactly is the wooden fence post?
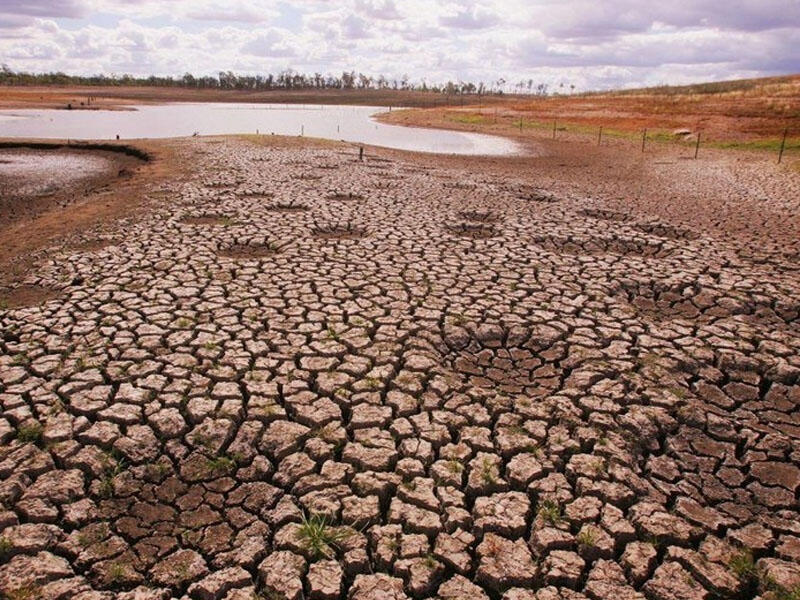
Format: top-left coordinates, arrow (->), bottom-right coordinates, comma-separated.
694,132 -> 701,159
778,128 -> 788,164
641,129 -> 647,153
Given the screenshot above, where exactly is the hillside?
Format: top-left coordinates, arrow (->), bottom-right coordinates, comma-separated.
382,74 -> 800,147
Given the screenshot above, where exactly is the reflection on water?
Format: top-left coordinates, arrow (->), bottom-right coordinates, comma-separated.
0,103 -> 520,156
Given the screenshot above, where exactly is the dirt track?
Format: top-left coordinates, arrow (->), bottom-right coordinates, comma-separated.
0,135 -> 799,599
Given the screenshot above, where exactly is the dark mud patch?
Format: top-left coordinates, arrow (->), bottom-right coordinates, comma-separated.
531,235 -> 672,258
506,184 -> 558,203
217,242 -> 281,259
443,181 -> 478,191
440,322 -> 567,397
446,223 -> 499,239
633,221 -> 699,241
459,210 -> 501,223
266,202 -> 309,213
239,191 -> 274,199
580,208 -> 630,222
328,192 -> 365,202
313,225 -> 367,240
181,215 -> 235,226
612,279 -> 798,325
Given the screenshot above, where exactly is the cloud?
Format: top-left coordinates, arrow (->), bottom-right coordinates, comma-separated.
241,28 -> 298,58
342,14 -> 371,39
354,0 -> 401,20
526,0 -> 800,40
186,2 -> 277,23
0,0 -> 797,90
439,4 -> 500,30
0,0 -> 87,18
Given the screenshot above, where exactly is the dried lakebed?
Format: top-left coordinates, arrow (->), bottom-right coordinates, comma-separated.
0,137 -> 799,600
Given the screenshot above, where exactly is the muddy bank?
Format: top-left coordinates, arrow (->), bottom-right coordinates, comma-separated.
0,144 -> 148,226
0,140 -> 177,291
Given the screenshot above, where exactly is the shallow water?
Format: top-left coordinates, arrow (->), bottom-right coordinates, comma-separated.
0,103 -> 520,156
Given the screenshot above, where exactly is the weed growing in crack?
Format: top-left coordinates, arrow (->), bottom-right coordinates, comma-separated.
576,526 -> 599,548
3,585 -> 42,600
364,376 -> 381,389
0,535 -> 12,559
729,548 -> 758,584
537,499 -> 563,525
108,562 -> 127,584
11,353 -> 29,366
479,457 -> 497,485
447,459 -> 464,474
16,422 -> 43,445
204,455 -> 236,475
591,459 -> 607,475
297,513 -> 349,560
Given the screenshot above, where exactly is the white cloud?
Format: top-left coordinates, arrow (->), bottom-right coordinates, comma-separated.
354,0 -> 401,20
0,0 -> 797,89
186,2 -> 278,23
439,4 -> 500,29
241,28 -> 299,58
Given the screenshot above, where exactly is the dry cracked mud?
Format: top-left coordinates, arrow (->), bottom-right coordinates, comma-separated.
0,137 -> 799,600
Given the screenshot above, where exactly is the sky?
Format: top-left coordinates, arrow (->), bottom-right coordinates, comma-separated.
1,0 -> 798,91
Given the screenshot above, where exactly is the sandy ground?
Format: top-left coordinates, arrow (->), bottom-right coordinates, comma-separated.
0,134 -> 799,599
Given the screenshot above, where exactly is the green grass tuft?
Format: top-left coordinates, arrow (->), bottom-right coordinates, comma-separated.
297,513 -> 349,560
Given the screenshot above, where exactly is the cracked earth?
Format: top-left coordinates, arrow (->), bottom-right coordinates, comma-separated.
0,137 -> 799,600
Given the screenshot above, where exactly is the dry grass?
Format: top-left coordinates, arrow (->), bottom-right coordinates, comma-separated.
381,74 -> 800,146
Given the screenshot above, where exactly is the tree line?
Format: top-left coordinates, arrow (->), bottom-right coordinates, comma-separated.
0,65 -> 554,96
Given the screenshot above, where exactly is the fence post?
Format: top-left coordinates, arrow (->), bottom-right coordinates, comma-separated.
778,128 -> 788,164
552,119 -> 557,140
641,129 -> 647,153
694,132 -> 701,159
598,126 -> 602,146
